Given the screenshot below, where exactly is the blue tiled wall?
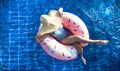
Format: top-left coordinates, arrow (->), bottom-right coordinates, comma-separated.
0,0 -> 120,71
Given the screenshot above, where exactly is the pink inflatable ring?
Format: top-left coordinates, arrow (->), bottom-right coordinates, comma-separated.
40,12 -> 89,60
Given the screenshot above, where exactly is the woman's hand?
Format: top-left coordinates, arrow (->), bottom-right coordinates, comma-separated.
58,7 -> 63,16
35,33 -> 47,43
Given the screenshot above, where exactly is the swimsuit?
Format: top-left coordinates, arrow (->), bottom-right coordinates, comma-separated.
51,25 -> 67,40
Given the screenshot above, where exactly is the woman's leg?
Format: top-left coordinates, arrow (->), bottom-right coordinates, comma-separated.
60,35 -> 109,45
73,43 -> 86,65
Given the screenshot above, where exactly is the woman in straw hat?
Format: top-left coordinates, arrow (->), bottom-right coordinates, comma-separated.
35,8 -> 109,64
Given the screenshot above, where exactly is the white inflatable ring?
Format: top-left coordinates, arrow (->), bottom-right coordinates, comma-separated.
40,12 -> 89,60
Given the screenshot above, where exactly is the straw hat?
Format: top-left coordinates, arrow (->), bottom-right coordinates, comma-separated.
39,10 -> 62,35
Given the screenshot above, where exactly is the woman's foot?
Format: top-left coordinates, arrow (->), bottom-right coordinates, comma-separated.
95,40 -> 109,45
81,57 -> 86,65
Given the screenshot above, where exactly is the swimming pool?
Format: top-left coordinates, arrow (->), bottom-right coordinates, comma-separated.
0,0 -> 120,71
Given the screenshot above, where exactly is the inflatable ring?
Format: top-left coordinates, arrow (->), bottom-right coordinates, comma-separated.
40,12 -> 89,60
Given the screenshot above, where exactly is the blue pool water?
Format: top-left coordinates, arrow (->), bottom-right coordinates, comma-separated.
0,0 -> 120,71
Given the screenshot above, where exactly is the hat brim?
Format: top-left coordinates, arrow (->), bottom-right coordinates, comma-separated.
39,10 -> 62,35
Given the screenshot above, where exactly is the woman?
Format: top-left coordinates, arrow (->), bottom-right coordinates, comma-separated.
35,8 -> 109,64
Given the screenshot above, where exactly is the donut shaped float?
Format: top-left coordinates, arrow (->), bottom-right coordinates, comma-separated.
40,12 -> 89,60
